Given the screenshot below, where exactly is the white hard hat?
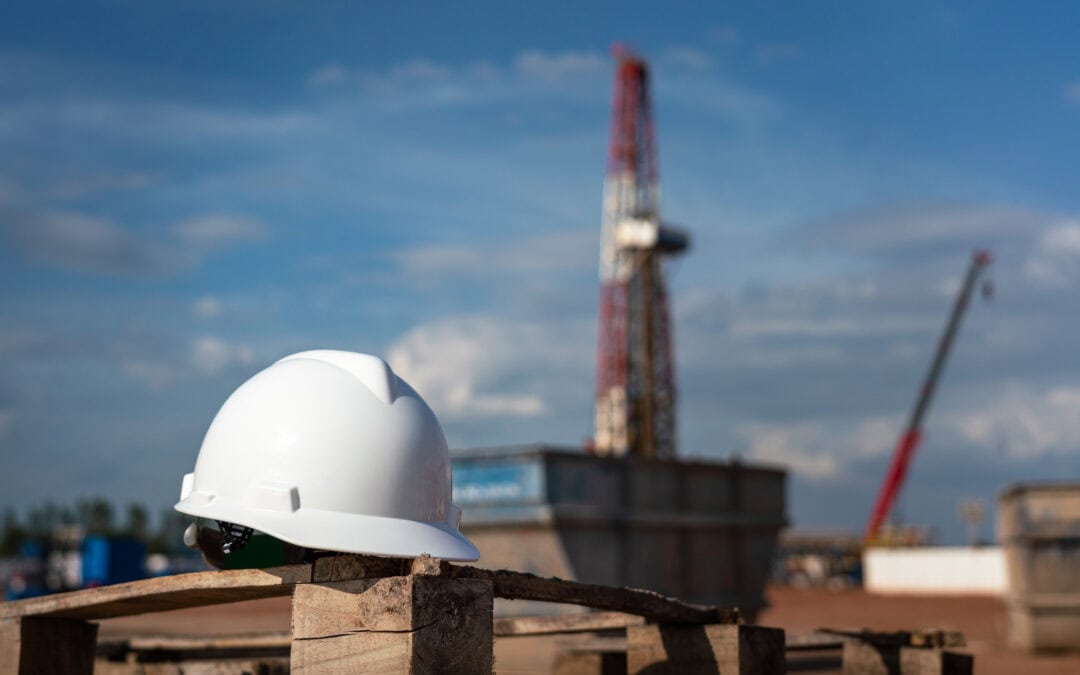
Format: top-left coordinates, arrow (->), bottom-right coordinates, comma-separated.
175,350 -> 479,561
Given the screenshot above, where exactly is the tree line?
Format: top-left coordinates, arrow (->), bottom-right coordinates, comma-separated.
0,499 -> 191,555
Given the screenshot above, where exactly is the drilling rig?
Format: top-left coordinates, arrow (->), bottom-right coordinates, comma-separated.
593,48 -> 690,460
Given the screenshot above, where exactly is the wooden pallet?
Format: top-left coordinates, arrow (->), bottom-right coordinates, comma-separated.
0,554 -> 972,674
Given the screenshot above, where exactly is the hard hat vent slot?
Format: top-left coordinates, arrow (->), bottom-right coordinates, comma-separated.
246,481 -> 301,513
218,521 -> 254,555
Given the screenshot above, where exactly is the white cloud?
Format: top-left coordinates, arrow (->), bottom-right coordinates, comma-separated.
806,204 -> 1045,255
1062,80 -> 1080,107
0,328 -> 38,357
306,63 -> 349,88
661,47 -> 715,71
353,59 -> 458,93
174,213 -> 265,251
729,316 -> 935,339
1042,221 -> 1080,253
0,208 -> 267,278
0,98 -> 315,143
122,360 -> 176,389
0,409 -> 13,437
513,50 -> 607,81
302,50 -> 609,111
737,422 -> 839,479
657,74 -> 780,122
307,49 -> 607,95
950,384 -> 1080,459
300,47 -> 777,125
190,336 -> 254,376
848,416 -> 904,459
46,171 -> 159,200
707,26 -> 741,46
1025,220 -> 1080,287
0,208 -> 172,276
755,43 -> 800,65
387,317 -> 549,419
737,414 -> 902,480
191,296 -> 223,319
394,229 -> 594,281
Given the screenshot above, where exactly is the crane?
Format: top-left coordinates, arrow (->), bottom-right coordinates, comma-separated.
864,250 -> 992,541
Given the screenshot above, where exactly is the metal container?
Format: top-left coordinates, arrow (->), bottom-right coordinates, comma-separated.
998,482 -> 1080,651
452,445 -> 787,618
81,537 -> 146,587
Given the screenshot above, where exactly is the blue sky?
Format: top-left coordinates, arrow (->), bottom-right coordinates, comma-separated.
2,1 -> 1079,543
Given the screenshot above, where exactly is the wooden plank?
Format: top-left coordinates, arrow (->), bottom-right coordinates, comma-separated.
448,564 -> 739,625
313,553 -> 740,625
290,574 -> 494,674
312,553 -> 411,582
494,611 -> 645,637
410,575 -> 494,673
553,650 -> 627,675
0,550 -> 737,626
899,647 -> 974,675
842,640 -> 898,675
0,616 -> 98,675
785,631 -> 846,651
97,632 -> 292,663
0,565 -> 311,621
291,578 -> 403,638
121,633 -> 292,651
627,623 -> 785,674
96,661 -> 289,675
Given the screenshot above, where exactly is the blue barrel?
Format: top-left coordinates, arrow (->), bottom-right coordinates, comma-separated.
81,537 -> 146,587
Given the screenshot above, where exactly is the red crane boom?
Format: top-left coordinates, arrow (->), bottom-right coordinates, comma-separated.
864,250 -> 992,541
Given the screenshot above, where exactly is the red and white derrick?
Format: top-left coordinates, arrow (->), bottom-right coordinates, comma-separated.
593,48 -> 689,460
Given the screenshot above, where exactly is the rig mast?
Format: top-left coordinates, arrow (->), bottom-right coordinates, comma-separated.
593,48 -> 690,459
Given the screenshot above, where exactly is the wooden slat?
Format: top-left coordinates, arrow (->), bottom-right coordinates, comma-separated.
0,617 -> 98,675
1,552 -> 739,626
97,632 -> 292,664
627,623 -> 786,674
900,647 -> 974,675
494,611 -> 646,637
784,631 -> 845,651
290,575 -> 494,674
0,565 -> 311,621
447,564 -> 739,625
123,633 -> 292,650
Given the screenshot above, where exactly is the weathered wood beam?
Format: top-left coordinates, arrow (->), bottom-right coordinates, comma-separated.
290,575 -> 493,674
0,565 -> 310,621
493,611 -> 645,637
553,649 -> 628,675
0,617 -> 98,675
0,553 -> 738,627
96,633 -> 292,664
900,647 -> 974,675
627,623 -> 785,674
445,563 -> 739,625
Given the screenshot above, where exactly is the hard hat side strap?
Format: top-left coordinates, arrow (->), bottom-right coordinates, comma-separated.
217,521 -> 254,555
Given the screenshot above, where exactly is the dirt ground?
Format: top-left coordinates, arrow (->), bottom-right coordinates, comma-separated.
97,586 -> 1080,674
759,586 -> 1080,675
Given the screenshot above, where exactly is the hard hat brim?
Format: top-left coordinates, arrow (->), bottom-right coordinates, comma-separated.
175,496 -> 480,562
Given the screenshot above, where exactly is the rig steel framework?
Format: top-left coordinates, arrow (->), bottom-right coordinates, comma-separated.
593,49 -> 689,460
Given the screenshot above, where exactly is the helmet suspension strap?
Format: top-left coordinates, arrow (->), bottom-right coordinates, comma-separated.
217,521 -> 254,554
